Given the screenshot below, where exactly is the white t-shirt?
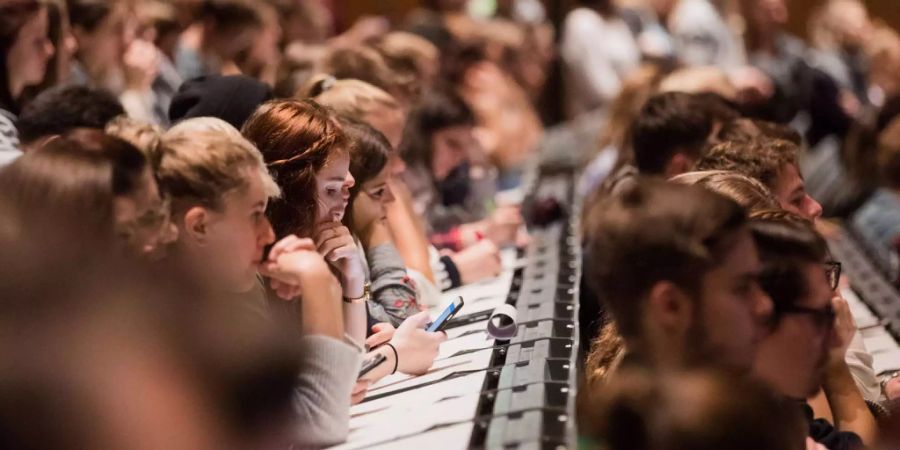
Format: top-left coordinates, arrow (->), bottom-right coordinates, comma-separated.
0,109 -> 22,166
561,7 -> 640,118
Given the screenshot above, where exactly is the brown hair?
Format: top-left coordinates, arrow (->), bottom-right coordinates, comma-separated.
596,64 -> 668,163
0,0 -> 45,112
877,118 -> 900,189
340,117 -> 391,230
241,99 -> 347,238
0,129 -> 147,238
670,170 -> 781,213
307,77 -> 401,121
715,118 -> 803,146
319,45 -> 416,105
749,210 -> 828,318
105,116 -> 163,159
368,31 -> 439,80
582,368 -> 806,450
156,130 -> 274,213
583,320 -> 626,388
584,178 -> 747,341
694,139 -> 799,190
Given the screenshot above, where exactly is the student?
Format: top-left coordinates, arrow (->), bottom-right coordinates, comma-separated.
241,99 -> 447,366
168,74 -> 273,130
560,0 -> 639,118
14,84 -> 124,150
601,91 -> 737,195
155,127 -> 364,447
750,212 -> 877,448
695,138 -> 824,220
0,129 -> 174,259
174,0 -> 265,81
339,117 -> 421,326
582,178 -> 772,374
851,118 -> 900,271
0,0 -> 56,161
400,90 -> 521,252
310,77 -> 501,296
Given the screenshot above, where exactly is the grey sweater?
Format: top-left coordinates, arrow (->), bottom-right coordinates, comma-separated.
362,242 -> 420,327
243,280 -> 361,448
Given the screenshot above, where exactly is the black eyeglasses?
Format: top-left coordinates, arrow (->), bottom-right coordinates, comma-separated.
824,261 -> 842,291
779,304 -> 836,330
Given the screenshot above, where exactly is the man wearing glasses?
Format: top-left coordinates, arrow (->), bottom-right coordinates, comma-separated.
750,213 -> 877,450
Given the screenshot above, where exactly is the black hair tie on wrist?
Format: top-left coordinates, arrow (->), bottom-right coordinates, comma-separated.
385,343 -> 399,374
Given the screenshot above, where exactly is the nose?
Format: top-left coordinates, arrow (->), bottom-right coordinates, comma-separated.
383,184 -> 396,204
752,284 -> 774,326
259,217 -> 276,246
44,39 -> 55,58
805,195 -> 823,220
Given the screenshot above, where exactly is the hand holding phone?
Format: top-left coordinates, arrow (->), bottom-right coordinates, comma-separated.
426,296 -> 465,332
358,353 -> 387,379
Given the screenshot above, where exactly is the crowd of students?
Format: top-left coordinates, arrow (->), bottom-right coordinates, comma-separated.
1,0 -> 900,448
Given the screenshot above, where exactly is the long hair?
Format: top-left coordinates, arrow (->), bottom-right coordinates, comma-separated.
241,99 -> 347,238
339,117 -> 390,231
0,0 -> 44,113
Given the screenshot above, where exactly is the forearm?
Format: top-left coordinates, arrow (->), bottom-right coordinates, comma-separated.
342,301 -> 368,345
299,275 -> 344,340
823,359 -> 878,445
367,243 -> 420,326
292,335 -> 360,447
386,200 -> 436,282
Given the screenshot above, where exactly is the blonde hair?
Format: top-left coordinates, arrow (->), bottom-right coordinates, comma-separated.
166,116 -> 244,139
307,77 -> 401,121
659,66 -> 737,101
370,31 -> 439,75
670,170 -> 780,213
156,130 -> 279,212
105,116 -> 163,157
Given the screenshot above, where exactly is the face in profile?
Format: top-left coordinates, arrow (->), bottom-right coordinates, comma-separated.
195,167 -> 275,293
351,164 -> 395,233
430,125 -> 474,182
754,262 -> 836,398
693,227 -> 773,372
8,7 -> 54,89
773,163 -> 822,220
315,151 -> 354,224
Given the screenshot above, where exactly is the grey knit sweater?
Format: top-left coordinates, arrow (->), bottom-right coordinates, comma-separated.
244,280 -> 361,448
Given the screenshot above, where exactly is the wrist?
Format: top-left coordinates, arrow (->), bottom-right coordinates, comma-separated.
823,357 -> 851,386
343,281 -> 370,304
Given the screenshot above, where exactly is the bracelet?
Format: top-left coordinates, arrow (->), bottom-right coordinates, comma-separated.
385,343 -> 399,374
343,281 -> 371,304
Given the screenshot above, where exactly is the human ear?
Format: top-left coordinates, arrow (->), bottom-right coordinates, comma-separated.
183,206 -> 210,244
665,153 -> 694,178
645,281 -> 694,336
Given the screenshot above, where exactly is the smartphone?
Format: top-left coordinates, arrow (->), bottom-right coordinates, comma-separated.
426,296 -> 465,332
358,353 -> 387,379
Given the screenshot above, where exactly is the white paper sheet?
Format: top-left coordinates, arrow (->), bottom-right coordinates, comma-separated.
366,348 -> 495,396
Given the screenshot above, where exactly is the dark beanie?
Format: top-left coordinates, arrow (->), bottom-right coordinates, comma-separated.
169,75 -> 273,130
